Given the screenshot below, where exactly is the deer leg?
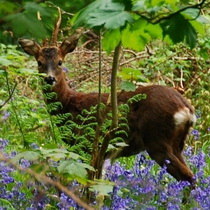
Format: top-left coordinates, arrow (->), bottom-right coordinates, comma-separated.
147,146 -> 194,184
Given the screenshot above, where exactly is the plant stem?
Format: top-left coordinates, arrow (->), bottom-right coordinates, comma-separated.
95,43 -> 122,179
5,71 -> 27,146
111,42 -> 121,128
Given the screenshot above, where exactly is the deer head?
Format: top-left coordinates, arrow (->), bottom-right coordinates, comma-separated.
18,35 -> 79,86
18,6 -> 80,86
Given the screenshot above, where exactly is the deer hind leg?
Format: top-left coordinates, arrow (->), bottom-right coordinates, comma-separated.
147,145 -> 194,184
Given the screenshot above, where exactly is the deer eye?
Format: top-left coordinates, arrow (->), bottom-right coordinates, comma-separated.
58,61 -> 62,66
37,61 -> 42,67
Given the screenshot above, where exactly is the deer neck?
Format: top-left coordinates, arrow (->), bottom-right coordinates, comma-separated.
44,73 -> 76,109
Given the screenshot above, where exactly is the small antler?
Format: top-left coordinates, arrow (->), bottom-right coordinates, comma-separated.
51,7 -> 62,46
42,38 -> 49,47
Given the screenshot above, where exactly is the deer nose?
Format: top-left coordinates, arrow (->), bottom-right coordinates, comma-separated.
44,76 -> 56,85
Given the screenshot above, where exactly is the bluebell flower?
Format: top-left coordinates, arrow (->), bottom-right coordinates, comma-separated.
30,143 -> 39,149
62,67 -> 69,72
0,138 -> 9,150
191,129 -> 200,140
19,159 -> 31,168
1,110 -> 10,121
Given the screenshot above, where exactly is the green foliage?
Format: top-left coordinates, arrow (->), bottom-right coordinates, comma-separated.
0,44 -> 52,147
0,0 -> 95,44
73,0 -> 209,52
160,13 -> 197,48
0,1 -> 210,208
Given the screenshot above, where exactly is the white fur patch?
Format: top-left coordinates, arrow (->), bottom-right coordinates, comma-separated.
174,107 -> 196,127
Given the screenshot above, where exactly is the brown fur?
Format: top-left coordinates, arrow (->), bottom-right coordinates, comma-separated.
18,37 -> 195,185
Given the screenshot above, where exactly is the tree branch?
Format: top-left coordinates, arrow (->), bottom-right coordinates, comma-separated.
134,0 -> 207,24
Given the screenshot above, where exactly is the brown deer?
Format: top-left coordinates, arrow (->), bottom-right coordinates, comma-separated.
18,35 -> 196,185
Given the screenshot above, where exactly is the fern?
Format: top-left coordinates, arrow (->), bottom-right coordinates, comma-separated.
127,93 -> 146,104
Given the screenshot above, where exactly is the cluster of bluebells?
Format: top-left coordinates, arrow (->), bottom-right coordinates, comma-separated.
0,139 -> 49,209
101,147 -> 210,210
0,139 -> 26,208
1,137 -> 210,209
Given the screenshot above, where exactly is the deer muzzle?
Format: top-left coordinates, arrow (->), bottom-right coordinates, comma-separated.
44,76 -> 57,86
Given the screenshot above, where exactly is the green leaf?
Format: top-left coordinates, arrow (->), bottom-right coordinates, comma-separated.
72,0 -> 104,28
102,29 -> 121,53
115,142 -> 129,147
17,68 -> 37,75
160,13 -> 197,48
5,13 -> 48,39
120,81 -> 136,91
57,160 -> 90,178
72,0 -> 133,29
40,148 -> 68,160
90,183 -> 114,195
0,70 -> 7,77
118,67 -> 143,81
144,23 -> 162,39
12,151 -> 40,163
122,23 -> 150,51
87,10 -> 132,29
0,57 -> 12,66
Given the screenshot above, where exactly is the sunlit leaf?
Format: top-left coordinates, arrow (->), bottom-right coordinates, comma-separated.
122,24 -> 150,51
12,151 -> 40,163
0,57 -> 12,66
120,81 -> 136,91
72,0 -> 133,29
102,29 -> 121,53
58,160 -> 89,178
40,148 -> 68,160
118,67 -> 142,80
87,10 -> 132,29
91,183 -> 114,195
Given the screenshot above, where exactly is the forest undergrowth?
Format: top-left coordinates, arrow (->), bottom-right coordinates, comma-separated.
0,39 -> 210,209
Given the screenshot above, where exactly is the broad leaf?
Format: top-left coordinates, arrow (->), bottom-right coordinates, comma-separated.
72,0 -> 133,29
0,57 -> 12,66
160,13 -> 197,48
40,148 -> 68,160
91,183 -> 114,195
102,29 -> 121,53
118,67 -> 143,80
120,81 -> 136,91
0,70 -> 7,77
122,23 -> 151,51
87,10 -> 132,29
12,151 -> 40,163
57,160 -> 94,178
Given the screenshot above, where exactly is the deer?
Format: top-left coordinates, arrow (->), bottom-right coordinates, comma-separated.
18,11 -> 196,186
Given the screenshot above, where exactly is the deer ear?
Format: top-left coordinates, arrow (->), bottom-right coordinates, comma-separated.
18,39 -> 41,57
59,34 -> 80,57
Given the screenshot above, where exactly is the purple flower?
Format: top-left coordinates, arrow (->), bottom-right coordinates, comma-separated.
19,159 -> 31,168
1,110 -> 10,121
0,138 -> 9,150
191,129 -> 200,140
62,67 -> 69,72
30,143 -> 39,149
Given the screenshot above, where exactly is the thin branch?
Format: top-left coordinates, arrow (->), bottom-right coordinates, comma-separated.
134,0 -> 207,24
0,152 -> 94,210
